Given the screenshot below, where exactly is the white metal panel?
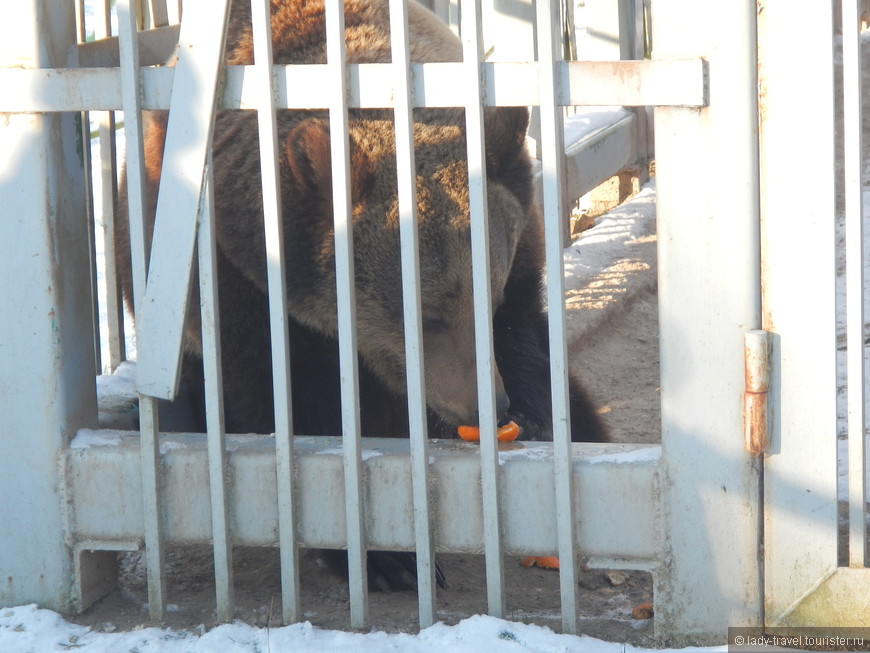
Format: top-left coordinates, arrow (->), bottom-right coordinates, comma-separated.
757,0 -> 839,625
134,0 -> 231,400
653,0 -> 763,642
0,0 -> 97,613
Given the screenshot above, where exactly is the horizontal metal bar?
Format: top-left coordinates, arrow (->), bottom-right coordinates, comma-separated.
67,431 -> 659,564
562,59 -> 708,107
77,25 -> 180,68
0,59 -> 707,112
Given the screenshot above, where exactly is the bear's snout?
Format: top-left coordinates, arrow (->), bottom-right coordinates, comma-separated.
453,387 -> 511,429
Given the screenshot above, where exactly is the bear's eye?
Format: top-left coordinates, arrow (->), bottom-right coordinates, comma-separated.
422,315 -> 449,334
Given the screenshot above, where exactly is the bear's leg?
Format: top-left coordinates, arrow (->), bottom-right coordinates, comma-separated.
494,308 -> 608,443
317,549 -> 446,592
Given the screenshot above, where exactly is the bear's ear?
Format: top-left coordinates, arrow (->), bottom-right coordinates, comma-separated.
483,106 -> 530,176
285,119 -> 373,201
286,119 -> 332,194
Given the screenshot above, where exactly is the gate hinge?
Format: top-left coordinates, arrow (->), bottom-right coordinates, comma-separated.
744,330 -> 771,455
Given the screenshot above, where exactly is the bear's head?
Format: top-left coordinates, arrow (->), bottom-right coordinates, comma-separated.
274,106 -> 537,429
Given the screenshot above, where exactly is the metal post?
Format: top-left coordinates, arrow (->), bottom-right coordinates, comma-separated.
0,0 -> 98,612
654,0 -> 763,643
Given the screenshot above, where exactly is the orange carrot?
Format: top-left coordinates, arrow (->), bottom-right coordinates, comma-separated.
457,420 -> 520,442
520,556 -> 560,569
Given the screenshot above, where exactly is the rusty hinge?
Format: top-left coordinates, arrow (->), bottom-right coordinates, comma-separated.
744,330 -> 771,455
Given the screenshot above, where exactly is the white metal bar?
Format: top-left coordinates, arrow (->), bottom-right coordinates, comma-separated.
117,0 -> 167,620
82,128 -> 103,375
134,0 -> 231,400
756,0 -> 839,627
0,60 -> 708,113
461,0 -> 505,619
94,0 -> 126,372
96,112 -> 127,372
150,0 -> 170,28
535,0 -> 579,635
73,0 -> 103,376
198,158 -> 235,620
138,397 -> 166,619
77,25 -> 181,68
842,0 -> 867,569
654,0 -> 763,639
388,0 -> 436,628
324,0 -> 369,628
250,0 -> 301,624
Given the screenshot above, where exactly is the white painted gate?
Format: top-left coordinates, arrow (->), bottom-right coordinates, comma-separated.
0,0 -> 865,645
757,0 -> 870,627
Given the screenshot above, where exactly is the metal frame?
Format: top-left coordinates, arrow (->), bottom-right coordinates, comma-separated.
6,0 -> 863,643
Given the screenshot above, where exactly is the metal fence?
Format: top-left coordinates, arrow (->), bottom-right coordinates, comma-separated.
0,0 -> 866,644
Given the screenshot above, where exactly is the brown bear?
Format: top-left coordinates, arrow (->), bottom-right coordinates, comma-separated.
117,0 -> 607,588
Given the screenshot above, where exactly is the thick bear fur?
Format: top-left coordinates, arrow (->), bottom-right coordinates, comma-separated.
117,0 -> 608,444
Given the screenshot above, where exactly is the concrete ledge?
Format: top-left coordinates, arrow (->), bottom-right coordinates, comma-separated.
68,430 -> 659,566
532,107 -> 638,219
563,182 -> 657,346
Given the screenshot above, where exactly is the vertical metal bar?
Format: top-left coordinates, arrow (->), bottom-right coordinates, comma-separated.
654,0 -> 763,638
74,0 -> 103,375
324,0 -> 369,628
150,0 -> 171,28
95,0 -> 127,371
198,156 -> 235,620
535,0 -> 578,635
133,0 -> 231,400
461,0 -> 505,619
251,0 -> 301,623
117,0 -> 166,620
617,0 -> 636,60
138,398 -> 166,619
97,114 -> 126,371
388,0 -> 436,628
757,0 -> 838,628
842,0 -> 867,569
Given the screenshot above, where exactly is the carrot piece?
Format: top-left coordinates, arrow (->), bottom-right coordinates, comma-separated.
520,556 -> 560,569
457,420 -> 520,442
496,421 -> 520,442
632,602 -> 654,619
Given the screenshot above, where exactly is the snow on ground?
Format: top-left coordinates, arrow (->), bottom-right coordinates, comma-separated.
0,604 -> 720,653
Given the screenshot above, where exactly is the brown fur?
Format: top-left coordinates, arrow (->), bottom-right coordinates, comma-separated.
117,0 -> 607,443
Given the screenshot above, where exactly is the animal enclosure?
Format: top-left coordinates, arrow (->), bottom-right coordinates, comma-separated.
0,0 -> 867,645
